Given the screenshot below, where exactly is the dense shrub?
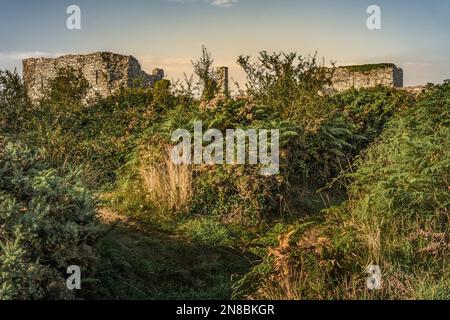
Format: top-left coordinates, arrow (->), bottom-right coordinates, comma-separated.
2,48 -> 444,300
0,139 -> 102,299
111,99 -> 286,225
234,84 -> 449,299
295,87 -> 412,189
0,67 -> 171,187
112,52 -> 411,226
0,70 -> 30,135
237,51 -> 333,123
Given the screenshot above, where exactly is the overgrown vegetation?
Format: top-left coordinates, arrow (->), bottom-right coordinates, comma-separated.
0,48 -> 448,300
342,63 -> 396,73
233,85 -> 449,300
0,139 -> 102,299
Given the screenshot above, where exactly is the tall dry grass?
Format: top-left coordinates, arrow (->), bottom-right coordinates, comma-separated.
140,149 -> 193,213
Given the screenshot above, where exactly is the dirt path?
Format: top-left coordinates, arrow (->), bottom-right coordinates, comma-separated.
90,207 -> 251,300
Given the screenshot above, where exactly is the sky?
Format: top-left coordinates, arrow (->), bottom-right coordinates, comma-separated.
0,0 -> 449,86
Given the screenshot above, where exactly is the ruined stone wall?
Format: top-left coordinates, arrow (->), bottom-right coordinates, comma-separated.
23,52 -> 163,103
329,64 -> 403,92
216,67 -> 229,97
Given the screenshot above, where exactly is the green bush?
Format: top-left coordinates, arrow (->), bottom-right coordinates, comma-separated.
0,139 -> 103,299
2,48 -> 446,300
0,70 -> 30,136
113,53 -> 410,227
234,84 -> 449,299
10,67 -> 168,187
296,87 -> 411,188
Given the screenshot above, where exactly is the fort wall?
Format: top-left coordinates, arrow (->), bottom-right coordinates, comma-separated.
22,52 -> 163,103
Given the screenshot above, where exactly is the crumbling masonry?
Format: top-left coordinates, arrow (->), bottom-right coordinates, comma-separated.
23,52 -> 164,103
22,52 -> 405,103
328,63 -> 403,92
212,63 -> 404,94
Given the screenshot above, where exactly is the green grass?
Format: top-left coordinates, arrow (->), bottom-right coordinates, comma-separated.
233,84 -> 450,300
2,52 -> 447,300
82,218 -> 252,300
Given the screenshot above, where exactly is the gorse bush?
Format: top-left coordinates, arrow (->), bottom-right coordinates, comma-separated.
111,99 -> 287,225
0,70 -> 30,135
0,138 -> 102,299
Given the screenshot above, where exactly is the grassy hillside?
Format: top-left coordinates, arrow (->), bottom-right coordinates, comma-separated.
0,51 -> 448,300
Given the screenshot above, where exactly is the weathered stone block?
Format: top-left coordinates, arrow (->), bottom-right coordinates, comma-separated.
328,63 -> 403,92
22,52 -> 164,103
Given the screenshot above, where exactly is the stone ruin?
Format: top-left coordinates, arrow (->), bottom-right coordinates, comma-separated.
328,63 -> 403,92
199,66 -> 230,110
22,52 -> 164,103
216,66 -> 229,97
211,63 -> 404,97
22,52 -> 406,104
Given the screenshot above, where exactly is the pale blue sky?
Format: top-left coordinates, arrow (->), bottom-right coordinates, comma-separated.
0,0 -> 449,86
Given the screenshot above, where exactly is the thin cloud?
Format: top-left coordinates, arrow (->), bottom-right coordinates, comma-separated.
169,0 -> 238,8
210,0 -> 237,8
